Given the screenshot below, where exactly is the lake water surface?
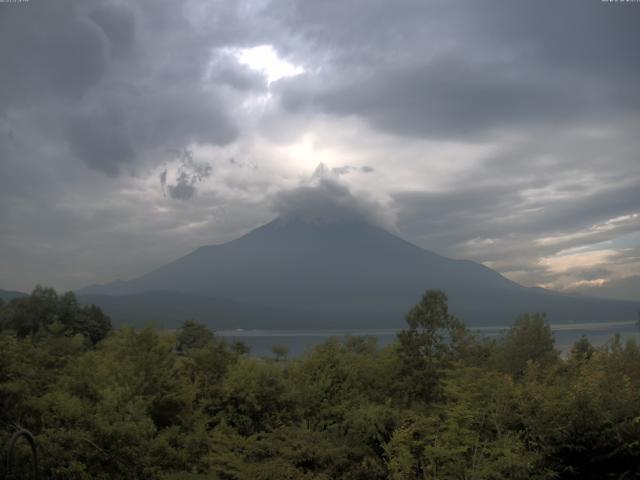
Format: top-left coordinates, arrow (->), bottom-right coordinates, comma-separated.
218,321 -> 640,358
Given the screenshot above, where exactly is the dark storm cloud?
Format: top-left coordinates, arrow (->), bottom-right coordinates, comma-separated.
515,184 -> 640,235
120,87 -> 238,149
1,0 -> 638,294
0,0 -> 109,106
167,175 -> 197,201
160,170 -> 168,192
474,1 -> 640,80
0,0 -> 241,176
272,0 -> 640,140
330,166 -> 353,176
67,110 -> 135,176
272,164 -> 392,229
393,182 -> 640,251
88,2 -> 136,58
161,150 -> 213,201
208,56 -> 268,92
392,184 -> 526,247
280,62 -> 591,139
0,0 -> 278,290
331,165 -> 375,176
229,158 -> 258,170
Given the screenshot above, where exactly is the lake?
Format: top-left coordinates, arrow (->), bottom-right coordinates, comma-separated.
218,321 -> 640,358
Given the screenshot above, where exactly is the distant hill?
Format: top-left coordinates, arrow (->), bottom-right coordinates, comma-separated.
76,291 -> 332,329
78,218 -> 640,329
0,289 -> 28,302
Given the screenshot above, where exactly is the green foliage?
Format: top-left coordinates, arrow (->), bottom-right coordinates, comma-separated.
385,368 -> 535,479
271,344 -> 289,361
0,287 -> 639,479
230,340 -> 250,356
570,335 -> 595,362
220,358 -> 295,436
396,290 -> 470,403
492,312 -> 558,378
177,320 -> 214,352
0,285 -> 112,345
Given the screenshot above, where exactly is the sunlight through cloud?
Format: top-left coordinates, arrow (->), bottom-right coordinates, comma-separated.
235,45 -> 304,84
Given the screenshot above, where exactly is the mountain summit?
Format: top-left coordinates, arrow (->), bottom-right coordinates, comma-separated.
79,218 -> 640,328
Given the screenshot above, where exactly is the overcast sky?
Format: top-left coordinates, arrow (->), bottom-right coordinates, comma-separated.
1,0 -> 639,298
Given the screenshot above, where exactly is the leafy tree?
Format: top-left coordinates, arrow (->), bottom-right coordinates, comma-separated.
395,290 -> 468,403
290,336 -> 395,433
272,344 -> 289,361
385,368 -> 535,479
1,286 -> 639,479
177,320 -> 214,352
77,303 -> 112,345
570,335 -> 595,362
221,358 -> 295,436
0,287 -> 111,345
1,285 -> 59,338
493,313 -> 558,379
231,340 -> 250,356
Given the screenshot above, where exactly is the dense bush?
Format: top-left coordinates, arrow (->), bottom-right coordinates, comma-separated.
1,288 -> 639,479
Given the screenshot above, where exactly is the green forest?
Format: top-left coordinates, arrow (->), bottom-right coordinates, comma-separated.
1,287 -> 639,479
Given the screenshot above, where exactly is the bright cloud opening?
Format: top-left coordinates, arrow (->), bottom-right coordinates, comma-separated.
538,249 -> 619,275
236,45 -> 304,84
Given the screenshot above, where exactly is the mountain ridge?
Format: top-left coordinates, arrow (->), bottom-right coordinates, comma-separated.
0,289 -> 29,302
76,217 -> 640,328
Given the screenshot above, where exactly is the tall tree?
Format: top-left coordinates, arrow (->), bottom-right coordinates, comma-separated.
396,290 -> 468,403
494,313 -> 558,378
176,319 -> 214,352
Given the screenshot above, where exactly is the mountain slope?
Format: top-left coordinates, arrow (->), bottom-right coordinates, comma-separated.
77,291 -> 327,329
0,289 -> 28,302
79,218 -> 640,328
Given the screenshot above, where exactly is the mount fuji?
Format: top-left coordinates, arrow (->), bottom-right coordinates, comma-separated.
78,218 -> 640,329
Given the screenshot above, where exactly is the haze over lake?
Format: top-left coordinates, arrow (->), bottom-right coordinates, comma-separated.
219,322 -> 640,358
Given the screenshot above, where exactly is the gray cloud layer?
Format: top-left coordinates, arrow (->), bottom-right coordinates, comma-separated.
1,0 -> 638,299
272,164 -> 393,230
161,150 -> 213,200
274,1 -> 640,140
1,0 -> 241,176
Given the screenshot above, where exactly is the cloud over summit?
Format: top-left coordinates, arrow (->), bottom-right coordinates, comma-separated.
272,163 -> 395,231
